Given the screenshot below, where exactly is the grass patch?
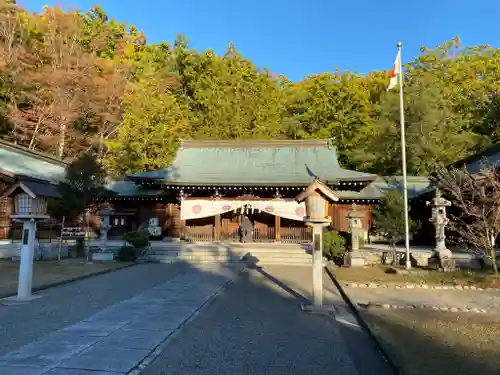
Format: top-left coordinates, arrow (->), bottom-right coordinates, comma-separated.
363,308 -> 500,375
0,258 -> 134,296
329,264 -> 500,288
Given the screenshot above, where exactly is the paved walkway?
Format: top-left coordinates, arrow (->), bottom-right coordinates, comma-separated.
142,265 -> 394,375
0,263 -> 394,375
344,286 -> 500,312
0,264 -> 238,375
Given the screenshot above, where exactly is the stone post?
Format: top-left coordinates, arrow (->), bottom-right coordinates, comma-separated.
17,219 -> 37,300
344,204 -> 365,267
98,202 -> 113,251
426,189 -> 455,271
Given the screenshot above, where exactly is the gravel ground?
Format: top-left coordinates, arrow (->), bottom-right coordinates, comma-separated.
142,265 -> 394,375
344,286 -> 500,311
0,263 -> 190,356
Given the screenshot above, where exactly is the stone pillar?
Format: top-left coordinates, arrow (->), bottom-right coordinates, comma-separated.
308,222 -> 330,307
426,189 -> 455,271
17,219 -> 36,300
344,204 -> 365,267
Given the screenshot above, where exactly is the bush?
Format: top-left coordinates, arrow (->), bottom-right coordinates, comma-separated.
75,238 -> 85,258
123,230 -> 149,249
323,229 -> 347,264
117,245 -> 137,262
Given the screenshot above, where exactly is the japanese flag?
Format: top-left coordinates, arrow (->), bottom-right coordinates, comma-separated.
387,49 -> 401,91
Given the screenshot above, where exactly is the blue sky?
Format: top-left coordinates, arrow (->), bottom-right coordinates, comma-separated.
18,0 -> 500,81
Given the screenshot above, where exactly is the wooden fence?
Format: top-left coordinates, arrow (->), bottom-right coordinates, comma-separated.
182,225 -> 312,243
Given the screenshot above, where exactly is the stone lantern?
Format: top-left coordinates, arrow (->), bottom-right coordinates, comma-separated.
426,188 -> 455,271
98,201 -> 114,252
295,179 -> 339,310
2,181 -> 56,301
344,204 -> 366,267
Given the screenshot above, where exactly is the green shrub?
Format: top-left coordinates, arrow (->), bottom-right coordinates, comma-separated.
323,230 -> 347,264
75,238 -> 85,257
123,230 -> 149,249
117,245 -> 137,262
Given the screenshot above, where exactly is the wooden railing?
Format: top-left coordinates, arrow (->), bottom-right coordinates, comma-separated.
182,226 -> 214,242
182,225 -> 312,243
280,226 -> 313,243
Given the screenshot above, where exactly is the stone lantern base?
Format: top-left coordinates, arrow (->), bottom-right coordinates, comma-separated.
344,250 -> 365,267
428,249 -> 456,272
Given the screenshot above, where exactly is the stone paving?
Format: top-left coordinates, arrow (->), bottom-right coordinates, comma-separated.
0,264 -> 239,375
343,285 -> 500,312
0,263 -> 190,356
142,265 -> 395,375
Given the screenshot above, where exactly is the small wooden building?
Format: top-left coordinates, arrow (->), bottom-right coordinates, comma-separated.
106,140 -> 386,242
0,140 -> 66,239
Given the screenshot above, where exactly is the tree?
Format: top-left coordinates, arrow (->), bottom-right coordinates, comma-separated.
434,164 -> 500,274
6,7 -> 98,157
372,189 -> 418,265
50,153 -> 109,221
176,42 -> 283,140
103,78 -> 187,176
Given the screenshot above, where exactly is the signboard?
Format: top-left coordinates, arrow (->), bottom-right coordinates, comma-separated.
61,227 -> 86,238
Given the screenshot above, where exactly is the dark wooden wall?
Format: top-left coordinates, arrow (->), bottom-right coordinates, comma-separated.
329,203 -> 374,233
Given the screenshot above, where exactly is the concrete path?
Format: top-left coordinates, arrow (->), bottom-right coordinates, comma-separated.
344,286 -> 500,312
0,264 -> 239,375
142,265 -> 395,375
0,263 -> 189,356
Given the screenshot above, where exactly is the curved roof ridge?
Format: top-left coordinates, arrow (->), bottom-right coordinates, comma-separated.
180,139 -> 330,149
0,138 -> 68,167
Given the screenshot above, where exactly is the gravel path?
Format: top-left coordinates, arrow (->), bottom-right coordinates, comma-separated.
344,287 -> 500,311
142,265 -> 394,375
0,263 -> 190,356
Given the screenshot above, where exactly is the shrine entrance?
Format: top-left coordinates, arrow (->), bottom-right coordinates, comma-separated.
180,199 -> 312,243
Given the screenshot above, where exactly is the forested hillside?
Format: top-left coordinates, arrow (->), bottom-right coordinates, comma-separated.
1,1 -> 499,177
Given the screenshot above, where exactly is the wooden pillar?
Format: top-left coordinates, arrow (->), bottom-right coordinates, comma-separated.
168,204 -> 182,238
214,214 -> 221,241
275,215 -> 281,242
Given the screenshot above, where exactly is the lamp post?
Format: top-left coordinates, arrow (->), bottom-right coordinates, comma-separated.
3,186 -> 50,301
295,179 -> 338,311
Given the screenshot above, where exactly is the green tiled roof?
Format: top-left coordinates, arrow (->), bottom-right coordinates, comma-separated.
0,140 -> 67,183
336,176 -> 431,200
127,140 -> 377,186
105,181 -> 165,197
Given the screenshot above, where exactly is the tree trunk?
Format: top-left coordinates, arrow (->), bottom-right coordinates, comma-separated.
390,239 -> 397,265
489,233 -> 498,274
490,247 -> 499,274
29,119 -> 43,150
58,120 -> 66,158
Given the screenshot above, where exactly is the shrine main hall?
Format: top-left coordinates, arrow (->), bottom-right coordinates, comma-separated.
103,139 -> 395,243
1,138 -> 434,242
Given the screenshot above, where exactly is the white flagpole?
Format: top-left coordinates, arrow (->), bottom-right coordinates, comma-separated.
397,42 -> 411,269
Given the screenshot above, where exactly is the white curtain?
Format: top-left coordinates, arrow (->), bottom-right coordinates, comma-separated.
181,199 -> 306,222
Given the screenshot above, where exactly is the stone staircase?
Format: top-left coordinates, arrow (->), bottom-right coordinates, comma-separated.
144,241 -> 317,266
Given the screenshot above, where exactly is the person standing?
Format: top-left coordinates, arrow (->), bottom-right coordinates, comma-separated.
239,215 -> 253,243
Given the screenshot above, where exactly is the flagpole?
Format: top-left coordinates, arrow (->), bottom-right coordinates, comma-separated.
397,42 -> 411,269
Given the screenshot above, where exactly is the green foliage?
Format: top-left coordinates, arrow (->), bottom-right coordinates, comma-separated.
49,153 -> 109,220
3,2 -> 500,178
122,230 -> 149,249
104,78 -> 187,175
323,229 -> 347,263
117,245 -> 137,262
372,189 -> 419,247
